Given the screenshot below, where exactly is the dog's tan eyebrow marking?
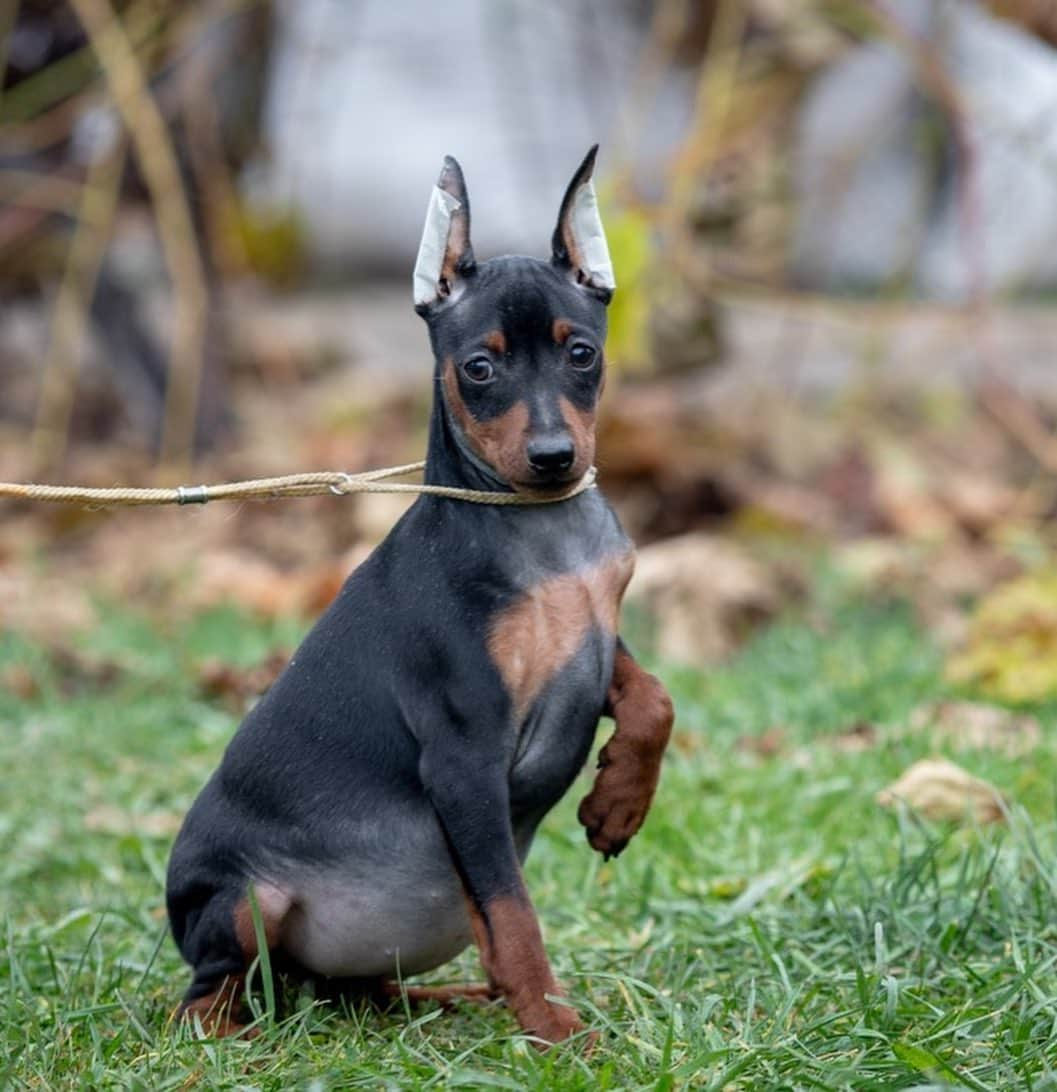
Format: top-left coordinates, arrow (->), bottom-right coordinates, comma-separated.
552,319 -> 573,344
483,330 -> 507,354
488,550 -> 635,722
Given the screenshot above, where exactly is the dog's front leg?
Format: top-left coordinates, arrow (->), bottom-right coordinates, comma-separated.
578,638 -> 674,859
420,746 -> 585,1048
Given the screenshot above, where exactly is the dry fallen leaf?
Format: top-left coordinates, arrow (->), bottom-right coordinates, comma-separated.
197,649 -> 290,711
832,721 -> 878,753
876,758 -> 1005,824
626,533 -> 784,664
873,458 -> 956,539
189,550 -> 352,618
0,643 -> 122,697
47,645 -> 124,695
670,730 -> 709,757
1,662 -> 40,701
0,570 -> 99,640
909,701 -> 1041,758
938,473 -> 1016,535
735,727 -> 788,758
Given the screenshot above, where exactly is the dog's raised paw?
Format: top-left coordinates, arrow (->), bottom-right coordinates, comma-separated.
577,771 -> 647,858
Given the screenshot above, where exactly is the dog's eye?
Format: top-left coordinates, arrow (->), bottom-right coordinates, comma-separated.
569,343 -> 597,369
463,357 -> 494,383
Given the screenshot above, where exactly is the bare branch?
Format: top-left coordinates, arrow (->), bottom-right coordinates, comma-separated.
68,0 -> 210,473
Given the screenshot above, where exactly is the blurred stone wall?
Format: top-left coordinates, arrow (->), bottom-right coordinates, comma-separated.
790,0 -> 1057,300
259,0 -> 696,270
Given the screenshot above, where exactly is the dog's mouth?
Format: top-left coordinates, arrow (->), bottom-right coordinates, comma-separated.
511,468 -> 585,495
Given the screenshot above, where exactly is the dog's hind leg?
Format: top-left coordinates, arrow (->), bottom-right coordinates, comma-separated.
380,982 -> 498,1007
171,880 -> 291,1038
179,972 -> 254,1038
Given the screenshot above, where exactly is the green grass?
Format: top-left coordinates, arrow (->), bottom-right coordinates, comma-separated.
3,594 -> 1057,1089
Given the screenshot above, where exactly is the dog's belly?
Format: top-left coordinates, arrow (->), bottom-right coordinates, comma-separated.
280,859 -> 472,978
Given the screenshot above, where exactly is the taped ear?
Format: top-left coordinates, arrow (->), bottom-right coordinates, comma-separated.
413,156 -> 476,310
551,145 -> 615,303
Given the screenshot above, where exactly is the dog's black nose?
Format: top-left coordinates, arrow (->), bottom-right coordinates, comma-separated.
527,436 -> 575,475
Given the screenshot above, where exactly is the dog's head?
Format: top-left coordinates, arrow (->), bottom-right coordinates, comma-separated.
414,147 -> 615,493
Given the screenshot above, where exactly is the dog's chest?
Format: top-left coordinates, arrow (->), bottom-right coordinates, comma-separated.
488,550 -> 633,722
487,546 -> 634,812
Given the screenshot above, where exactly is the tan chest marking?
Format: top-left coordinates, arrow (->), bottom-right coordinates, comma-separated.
488,551 -> 634,721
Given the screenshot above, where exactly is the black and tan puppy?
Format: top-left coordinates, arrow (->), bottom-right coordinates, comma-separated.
166,147 -> 674,1046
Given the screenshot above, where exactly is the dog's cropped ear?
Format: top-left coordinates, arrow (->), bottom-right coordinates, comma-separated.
551,145 -> 615,304
414,156 -> 476,312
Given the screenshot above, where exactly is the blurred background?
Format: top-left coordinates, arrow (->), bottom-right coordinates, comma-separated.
3,0 -> 1057,697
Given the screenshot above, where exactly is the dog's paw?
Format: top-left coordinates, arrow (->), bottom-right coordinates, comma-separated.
580,673 -> 673,858
577,741 -> 660,859
176,1003 -> 259,1040
523,998 -> 589,1049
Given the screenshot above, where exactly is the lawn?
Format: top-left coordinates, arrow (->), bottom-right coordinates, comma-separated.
2,591 -> 1056,1090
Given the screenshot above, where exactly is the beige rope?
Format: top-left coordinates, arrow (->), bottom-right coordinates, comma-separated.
0,461 -> 598,508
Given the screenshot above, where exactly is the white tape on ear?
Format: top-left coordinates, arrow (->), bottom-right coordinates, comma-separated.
570,179 -> 615,291
413,186 -> 462,306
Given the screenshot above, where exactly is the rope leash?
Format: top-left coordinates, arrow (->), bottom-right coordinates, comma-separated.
0,461 -> 598,508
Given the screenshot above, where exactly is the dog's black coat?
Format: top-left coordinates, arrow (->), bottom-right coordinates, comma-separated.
167,152 -> 636,1014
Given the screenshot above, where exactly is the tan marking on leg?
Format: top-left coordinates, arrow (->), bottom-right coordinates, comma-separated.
474,893 -> 585,1047
578,646 -> 675,858
232,882 -> 291,960
381,982 -> 498,1006
177,975 -> 256,1039
465,896 -> 493,972
442,358 -> 532,484
488,551 -> 634,721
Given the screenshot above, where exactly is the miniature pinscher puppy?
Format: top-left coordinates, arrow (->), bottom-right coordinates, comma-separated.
166,146 -> 675,1047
